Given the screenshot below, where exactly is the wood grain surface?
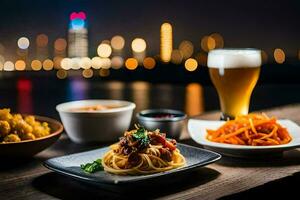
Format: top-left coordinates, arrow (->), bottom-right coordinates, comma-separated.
1,104 -> 300,200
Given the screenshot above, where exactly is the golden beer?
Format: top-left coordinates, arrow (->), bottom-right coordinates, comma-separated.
207,49 -> 261,119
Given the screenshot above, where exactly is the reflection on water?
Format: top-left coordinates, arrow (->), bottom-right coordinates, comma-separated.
107,81 -> 124,100
152,84 -> 175,109
130,81 -> 150,112
17,79 -> 33,114
14,80 -> 205,117
68,78 -> 89,100
185,83 -> 204,116
3,79 -> 299,120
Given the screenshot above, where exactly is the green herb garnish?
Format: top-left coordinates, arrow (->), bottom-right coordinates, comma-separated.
80,159 -> 103,173
132,125 -> 150,148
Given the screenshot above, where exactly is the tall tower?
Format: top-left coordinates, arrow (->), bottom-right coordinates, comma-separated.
160,23 -> 173,63
68,12 -> 88,57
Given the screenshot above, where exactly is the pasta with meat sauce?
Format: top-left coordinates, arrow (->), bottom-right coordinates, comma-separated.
101,125 -> 186,175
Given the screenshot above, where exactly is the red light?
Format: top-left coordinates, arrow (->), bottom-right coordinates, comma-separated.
78,12 -> 86,20
17,79 -> 32,92
70,12 -> 77,20
70,11 -> 86,21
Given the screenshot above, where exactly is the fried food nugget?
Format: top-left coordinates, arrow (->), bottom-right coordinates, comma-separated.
33,122 -> 50,138
3,134 -> 21,142
0,109 -> 12,121
12,119 -> 33,135
0,120 -> 11,137
0,108 -> 51,143
20,132 -> 36,140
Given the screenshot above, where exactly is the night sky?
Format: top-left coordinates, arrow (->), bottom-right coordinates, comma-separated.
0,0 -> 300,58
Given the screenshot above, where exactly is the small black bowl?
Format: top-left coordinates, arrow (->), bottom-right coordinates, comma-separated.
136,109 -> 187,139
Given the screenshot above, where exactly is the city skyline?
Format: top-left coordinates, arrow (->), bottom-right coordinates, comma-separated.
0,0 -> 299,58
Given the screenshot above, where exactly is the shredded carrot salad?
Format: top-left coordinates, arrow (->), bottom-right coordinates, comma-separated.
206,113 -> 292,146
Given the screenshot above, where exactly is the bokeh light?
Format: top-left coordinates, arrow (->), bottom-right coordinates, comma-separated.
131,38 -> 146,53
111,56 -> 124,69
99,68 -> 110,77
31,60 -> 42,71
125,58 -> 138,70
171,49 -> 183,64
101,58 -> 112,69
91,57 -> 102,69
143,57 -> 156,69
53,56 -> 63,69
195,52 -> 207,66
82,69 -> 93,78
91,57 -> 111,69
15,60 -> 26,71
261,50 -> 268,64
274,48 -> 285,64
160,23 -> 173,62
36,34 -> 48,47
179,40 -> 194,59
43,59 -> 54,70
3,61 -> 14,71
201,36 -> 217,52
71,57 -> 81,69
61,58 -> 73,70
111,35 -> 125,50
201,36 -> 209,52
17,37 -> 30,49
97,43 -> 112,58
4,61 -> 14,71
56,69 -> 67,79
79,57 -> 92,69
54,38 -> 67,51
184,58 -> 198,71
210,33 -> 224,48
207,36 -> 216,50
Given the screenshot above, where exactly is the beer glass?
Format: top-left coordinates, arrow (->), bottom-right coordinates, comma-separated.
207,48 -> 261,120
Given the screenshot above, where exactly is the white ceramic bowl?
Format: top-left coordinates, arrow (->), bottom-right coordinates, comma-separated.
56,100 -> 136,143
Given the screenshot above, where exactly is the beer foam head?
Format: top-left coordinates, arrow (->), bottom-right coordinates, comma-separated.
207,49 -> 261,68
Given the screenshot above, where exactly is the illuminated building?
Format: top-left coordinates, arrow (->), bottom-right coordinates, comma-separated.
68,12 -> 88,57
160,23 -> 173,62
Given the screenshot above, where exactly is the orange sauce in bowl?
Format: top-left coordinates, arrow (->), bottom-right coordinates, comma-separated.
70,105 -> 121,112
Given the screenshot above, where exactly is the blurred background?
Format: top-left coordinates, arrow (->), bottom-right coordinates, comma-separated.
0,0 -> 300,118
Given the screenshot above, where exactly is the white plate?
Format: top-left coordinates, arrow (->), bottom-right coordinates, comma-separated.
188,119 -> 300,157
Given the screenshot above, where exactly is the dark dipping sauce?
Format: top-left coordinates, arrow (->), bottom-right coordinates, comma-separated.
137,109 -> 187,140
144,113 -> 177,119
138,109 -> 186,121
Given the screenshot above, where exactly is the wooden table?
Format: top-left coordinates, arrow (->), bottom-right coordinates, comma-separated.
1,104 -> 300,200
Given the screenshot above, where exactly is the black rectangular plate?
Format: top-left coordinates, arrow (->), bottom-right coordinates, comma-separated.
44,143 -> 221,186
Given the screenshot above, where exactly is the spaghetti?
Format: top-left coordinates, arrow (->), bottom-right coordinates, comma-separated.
102,126 -> 186,175
206,113 -> 291,146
